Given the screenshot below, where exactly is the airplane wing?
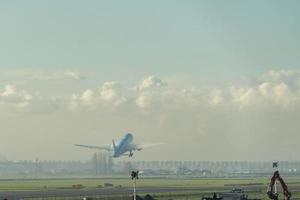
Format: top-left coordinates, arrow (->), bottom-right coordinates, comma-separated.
74,144 -> 112,151
136,143 -> 164,150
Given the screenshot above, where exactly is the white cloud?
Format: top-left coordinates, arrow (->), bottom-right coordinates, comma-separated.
64,71 -> 85,80
80,89 -> 96,106
99,81 -> 121,102
262,70 -> 296,82
136,92 -> 152,108
2,69 -> 299,112
71,81 -> 127,110
1,69 -> 300,160
137,76 -> 167,91
230,86 -> 258,106
0,84 -> 32,107
133,76 -> 170,109
271,82 -> 297,106
210,89 -> 224,105
261,70 -> 300,90
258,82 -> 271,96
66,71 -> 300,112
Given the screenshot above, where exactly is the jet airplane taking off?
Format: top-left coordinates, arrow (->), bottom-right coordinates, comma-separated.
75,133 -> 161,158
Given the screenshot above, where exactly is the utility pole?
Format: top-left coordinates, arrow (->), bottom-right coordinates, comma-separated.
273,162 -> 278,195
131,171 -> 139,200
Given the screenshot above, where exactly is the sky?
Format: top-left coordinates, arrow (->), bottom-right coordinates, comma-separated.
0,1 -> 299,161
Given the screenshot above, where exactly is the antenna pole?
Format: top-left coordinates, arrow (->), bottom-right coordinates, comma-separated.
131,170 -> 139,200
133,178 -> 136,200
274,162 -> 278,194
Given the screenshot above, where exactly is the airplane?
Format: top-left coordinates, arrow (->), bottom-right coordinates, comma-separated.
74,133 -> 162,158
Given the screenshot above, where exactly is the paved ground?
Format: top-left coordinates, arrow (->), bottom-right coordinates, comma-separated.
0,185 -> 262,200
1,184 -> 299,200
0,187 -> 204,199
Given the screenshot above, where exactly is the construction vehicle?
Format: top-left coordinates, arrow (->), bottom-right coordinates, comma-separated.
267,171 -> 291,200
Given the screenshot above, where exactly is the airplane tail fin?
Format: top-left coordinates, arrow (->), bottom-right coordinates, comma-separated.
112,139 -> 116,151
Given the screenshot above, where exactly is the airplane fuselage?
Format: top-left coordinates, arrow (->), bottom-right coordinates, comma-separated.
112,133 -> 135,157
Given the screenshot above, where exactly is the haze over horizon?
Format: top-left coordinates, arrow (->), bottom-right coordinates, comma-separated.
0,1 -> 300,161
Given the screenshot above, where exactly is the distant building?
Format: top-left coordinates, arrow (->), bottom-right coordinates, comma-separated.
92,152 -> 113,175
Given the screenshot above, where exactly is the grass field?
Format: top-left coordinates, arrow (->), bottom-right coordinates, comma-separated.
0,177 -> 271,191
0,177 -> 300,199
2,176 -> 300,191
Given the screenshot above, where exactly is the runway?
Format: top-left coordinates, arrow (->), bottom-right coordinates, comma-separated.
0,186 -> 208,200
0,185 -> 263,200
1,184 -> 300,200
